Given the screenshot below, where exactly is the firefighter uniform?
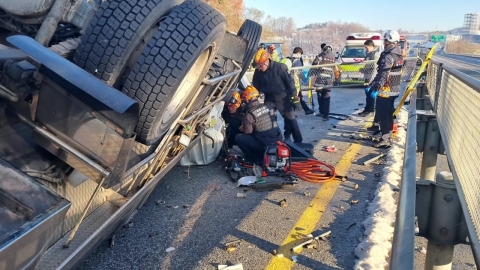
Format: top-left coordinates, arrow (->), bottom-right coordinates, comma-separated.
368,33 -> 404,148
235,99 -> 283,163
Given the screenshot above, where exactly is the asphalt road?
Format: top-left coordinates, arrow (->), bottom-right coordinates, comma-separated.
77,86 -> 477,269
433,54 -> 480,80
78,87 -> 395,270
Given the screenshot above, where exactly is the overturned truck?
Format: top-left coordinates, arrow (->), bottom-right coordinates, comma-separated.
0,0 -> 262,269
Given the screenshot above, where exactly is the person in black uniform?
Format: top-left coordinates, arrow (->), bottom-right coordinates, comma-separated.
367,30 -> 404,148
235,86 -> 283,163
311,43 -> 336,121
252,48 -> 303,143
221,91 -> 244,148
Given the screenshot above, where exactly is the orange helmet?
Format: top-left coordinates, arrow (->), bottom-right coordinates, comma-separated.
227,91 -> 241,110
254,48 -> 270,65
241,86 -> 260,103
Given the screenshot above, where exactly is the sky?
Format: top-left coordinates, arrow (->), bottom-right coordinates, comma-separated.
243,0 -> 480,32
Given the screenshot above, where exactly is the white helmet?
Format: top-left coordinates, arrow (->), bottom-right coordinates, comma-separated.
382,30 -> 400,43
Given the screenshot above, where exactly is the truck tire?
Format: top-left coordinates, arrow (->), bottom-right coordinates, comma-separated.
237,19 -> 262,80
122,0 -> 226,145
73,0 -> 184,88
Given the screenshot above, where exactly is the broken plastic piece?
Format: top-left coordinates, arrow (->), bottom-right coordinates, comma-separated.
166,247 -> 175,253
218,264 -> 244,270
237,176 -> 257,187
324,145 -> 336,153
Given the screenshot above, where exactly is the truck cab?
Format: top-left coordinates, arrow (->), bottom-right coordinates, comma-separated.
338,32 -> 384,63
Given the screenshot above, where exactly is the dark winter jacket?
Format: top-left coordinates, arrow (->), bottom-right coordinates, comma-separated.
369,45 -> 404,96
252,59 -> 297,99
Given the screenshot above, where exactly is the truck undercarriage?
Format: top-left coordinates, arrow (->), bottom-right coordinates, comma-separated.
0,0 -> 262,269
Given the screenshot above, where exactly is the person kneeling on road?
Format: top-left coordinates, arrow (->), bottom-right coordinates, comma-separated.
252,48 -> 303,143
367,30 -> 404,148
221,91 -> 244,148
235,86 -> 283,164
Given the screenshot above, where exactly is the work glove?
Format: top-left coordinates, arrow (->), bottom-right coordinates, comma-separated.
365,87 -> 370,94
290,96 -> 302,111
370,90 -> 378,99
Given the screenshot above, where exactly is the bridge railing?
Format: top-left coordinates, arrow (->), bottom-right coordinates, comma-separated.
389,57 -> 480,269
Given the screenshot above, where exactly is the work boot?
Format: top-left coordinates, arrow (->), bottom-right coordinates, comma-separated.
284,135 -> 292,141
374,139 -> 391,148
304,108 -> 315,115
358,110 -> 367,116
322,115 -> 329,121
361,112 -> 373,117
367,125 -> 379,132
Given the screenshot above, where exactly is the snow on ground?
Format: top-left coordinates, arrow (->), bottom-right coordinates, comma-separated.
353,108 -> 409,270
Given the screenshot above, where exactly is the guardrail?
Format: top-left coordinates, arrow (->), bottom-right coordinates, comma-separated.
389,56 -> 480,269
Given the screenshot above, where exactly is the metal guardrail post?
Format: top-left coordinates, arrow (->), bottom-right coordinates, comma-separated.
419,117 -> 440,181
417,171 -> 467,270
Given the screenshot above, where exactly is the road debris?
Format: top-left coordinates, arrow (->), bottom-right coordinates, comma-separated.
350,200 -> 359,205
166,247 -> 175,253
236,192 -> 247,198
415,246 -> 427,255
279,199 -> 287,207
156,200 -> 166,206
347,222 -> 357,230
354,184 -> 359,190
324,145 -> 336,153
363,153 -> 386,165
303,191 -> 311,197
218,263 -> 244,270
291,231 -> 332,251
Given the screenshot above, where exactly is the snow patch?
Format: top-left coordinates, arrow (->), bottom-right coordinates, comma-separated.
353,108 -> 409,270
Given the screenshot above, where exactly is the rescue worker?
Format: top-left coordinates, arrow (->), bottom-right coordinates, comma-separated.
252,48 -> 303,143
267,44 -> 281,62
311,43 -> 336,121
280,56 -> 315,115
252,43 -> 267,69
367,30 -> 404,148
359,39 -> 381,117
221,91 -> 244,148
235,86 -> 283,164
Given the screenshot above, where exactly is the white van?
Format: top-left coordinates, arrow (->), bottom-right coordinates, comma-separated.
338,32 -> 384,63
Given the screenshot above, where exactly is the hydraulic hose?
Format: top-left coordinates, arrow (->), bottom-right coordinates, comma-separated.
289,158 -> 336,183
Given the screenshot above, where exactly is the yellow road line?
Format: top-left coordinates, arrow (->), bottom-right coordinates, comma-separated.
265,143 -> 362,270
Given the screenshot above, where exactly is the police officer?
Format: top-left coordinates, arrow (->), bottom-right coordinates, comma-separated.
252,48 -> 303,143
235,86 -> 283,164
221,91 -> 244,148
367,30 -> 404,148
359,39 -> 381,117
311,43 -> 336,121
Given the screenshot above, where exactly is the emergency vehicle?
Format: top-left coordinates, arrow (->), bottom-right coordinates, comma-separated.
399,35 -> 409,57
338,32 -> 384,63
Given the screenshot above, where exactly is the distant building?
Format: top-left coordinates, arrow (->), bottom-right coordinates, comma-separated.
464,13 -> 480,35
